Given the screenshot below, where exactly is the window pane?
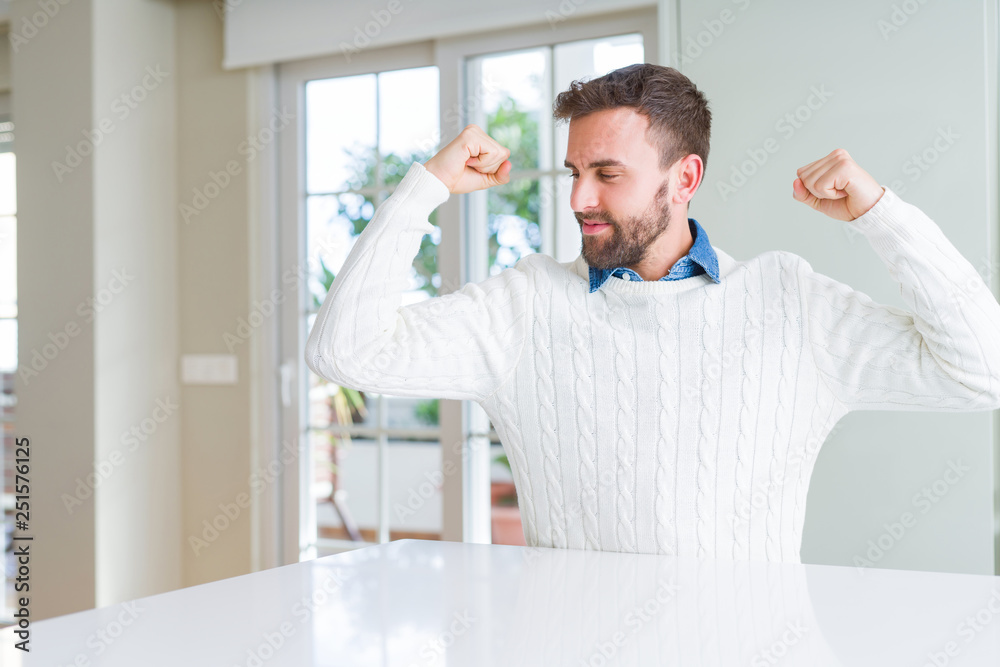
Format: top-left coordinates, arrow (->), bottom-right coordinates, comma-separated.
487,178 -> 542,274
475,49 -> 547,171
0,320 -> 14,372
306,74 -> 377,193
306,191 -> 441,312
553,32 -> 644,95
0,153 -> 15,216
383,395 -> 439,430
313,436 -> 443,541
309,369 -> 378,430
308,377 -> 439,433
0,216 -> 15,317
313,433 -> 377,541
553,34 -> 644,170
378,66 -> 439,185
306,192 -> 375,312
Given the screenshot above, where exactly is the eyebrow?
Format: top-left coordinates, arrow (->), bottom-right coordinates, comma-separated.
563,158 -> 627,170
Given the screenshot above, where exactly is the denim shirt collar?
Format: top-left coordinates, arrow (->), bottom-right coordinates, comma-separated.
588,218 -> 721,293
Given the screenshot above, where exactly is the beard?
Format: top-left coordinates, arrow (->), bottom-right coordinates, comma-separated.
577,178 -> 673,271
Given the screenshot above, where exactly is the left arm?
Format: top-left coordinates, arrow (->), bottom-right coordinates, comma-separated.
792,149 -> 1000,412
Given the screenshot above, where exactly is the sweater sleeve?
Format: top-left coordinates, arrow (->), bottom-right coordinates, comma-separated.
304,161 -> 531,402
795,186 -> 1000,413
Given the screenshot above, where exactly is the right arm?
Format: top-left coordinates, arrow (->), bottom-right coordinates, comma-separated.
304,126 -> 530,402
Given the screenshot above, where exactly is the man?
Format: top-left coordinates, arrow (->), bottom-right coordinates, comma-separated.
305,64 -> 1000,563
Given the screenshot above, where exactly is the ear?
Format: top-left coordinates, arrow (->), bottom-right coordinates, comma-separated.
671,154 -> 704,205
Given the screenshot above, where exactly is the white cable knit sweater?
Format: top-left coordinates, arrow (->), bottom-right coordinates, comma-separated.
305,162 -> 1000,563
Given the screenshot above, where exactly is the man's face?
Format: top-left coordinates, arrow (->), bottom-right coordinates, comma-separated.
564,107 -> 675,270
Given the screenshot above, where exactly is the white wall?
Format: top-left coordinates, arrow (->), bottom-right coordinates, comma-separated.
12,0 -> 98,620
12,0 -> 183,618
675,0 -> 998,574
175,0 -> 255,587
0,24 -> 10,93
11,0 -> 261,618
93,0 -> 181,607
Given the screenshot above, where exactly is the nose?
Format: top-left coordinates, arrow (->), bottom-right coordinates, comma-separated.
569,173 -> 599,215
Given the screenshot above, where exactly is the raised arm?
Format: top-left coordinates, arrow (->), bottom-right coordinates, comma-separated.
305,126 -> 531,402
792,149 -> 1000,412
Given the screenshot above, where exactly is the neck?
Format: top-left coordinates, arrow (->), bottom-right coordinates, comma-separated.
625,211 -> 693,281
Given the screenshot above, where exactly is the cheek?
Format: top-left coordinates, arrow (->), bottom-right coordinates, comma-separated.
603,187 -> 639,218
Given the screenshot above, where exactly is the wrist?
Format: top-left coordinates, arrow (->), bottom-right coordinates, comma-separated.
423,158 -> 451,191
851,185 -> 885,221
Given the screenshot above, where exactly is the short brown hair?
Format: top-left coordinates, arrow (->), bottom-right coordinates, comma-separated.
553,63 -> 711,173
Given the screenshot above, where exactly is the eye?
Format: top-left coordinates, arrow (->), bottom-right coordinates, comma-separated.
600,173 -> 620,180
569,172 -> 579,180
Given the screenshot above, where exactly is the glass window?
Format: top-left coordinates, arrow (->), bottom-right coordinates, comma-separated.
304,66 -> 443,555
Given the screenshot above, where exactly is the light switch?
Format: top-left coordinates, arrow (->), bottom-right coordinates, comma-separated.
181,354 -> 238,385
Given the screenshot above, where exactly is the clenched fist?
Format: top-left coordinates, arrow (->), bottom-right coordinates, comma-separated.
424,124 -> 513,194
793,148 -> 885,222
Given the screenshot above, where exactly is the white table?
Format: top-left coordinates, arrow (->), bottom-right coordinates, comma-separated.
3,538 -> 1000,665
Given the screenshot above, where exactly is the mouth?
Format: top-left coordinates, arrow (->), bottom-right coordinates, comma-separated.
581,220 -> 611,235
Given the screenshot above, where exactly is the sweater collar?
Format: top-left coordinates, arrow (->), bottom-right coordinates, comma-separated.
587,218 -> 721,293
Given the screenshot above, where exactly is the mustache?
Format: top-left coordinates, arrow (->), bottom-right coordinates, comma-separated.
575,211 -> 615,225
